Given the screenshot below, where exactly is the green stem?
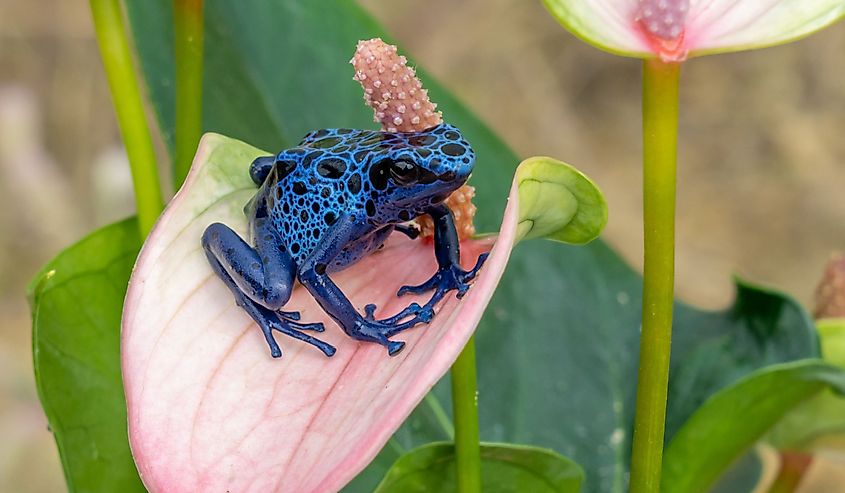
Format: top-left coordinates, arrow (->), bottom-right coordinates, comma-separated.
173,0 -> 205,188
629,59 -> 681,493
451,336 -> 481,493
90,0 -> 163,237
767,451 -> 812,493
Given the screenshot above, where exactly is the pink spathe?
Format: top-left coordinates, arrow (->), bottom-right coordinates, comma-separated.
121,134 -> 519,492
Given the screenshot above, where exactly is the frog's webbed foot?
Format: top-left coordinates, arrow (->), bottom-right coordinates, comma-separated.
235,292 -> 336,359
364,302 -> 434,326
348,315 -> 433,356
398,252 -> 489,307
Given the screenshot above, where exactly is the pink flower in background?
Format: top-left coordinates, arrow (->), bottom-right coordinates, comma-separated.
543,0 -> 845,61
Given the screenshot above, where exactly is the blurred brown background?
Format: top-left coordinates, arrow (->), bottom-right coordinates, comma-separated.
1,0 -> 843,491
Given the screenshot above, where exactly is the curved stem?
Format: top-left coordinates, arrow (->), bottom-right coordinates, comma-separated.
451,336 -> 481,493
89,0 -> 163,237
767,451 -> 813,493
629,59 -> 681,493
173,0 -> 205,188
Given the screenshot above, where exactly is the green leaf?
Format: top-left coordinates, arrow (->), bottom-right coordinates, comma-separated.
120,1 -> 819,492
374,442 -> 583,493
28,219 -> 144,493
662,360 -> 845,493
766,318 -> 845,451
515,156 -> 607,244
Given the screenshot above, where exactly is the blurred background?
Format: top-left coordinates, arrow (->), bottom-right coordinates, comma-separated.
1,0 -> 843,491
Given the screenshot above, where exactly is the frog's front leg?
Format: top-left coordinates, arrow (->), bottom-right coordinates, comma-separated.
202,221 -> 336,358
298,215 -> 433,356
398,204 -> 488,307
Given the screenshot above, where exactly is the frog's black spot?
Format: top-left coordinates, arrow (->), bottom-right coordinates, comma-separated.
275,159 -> 297,180
360,134 -> 385,147
417,148 -> 432,158
275,186 -> 283,200
336,128 -> 353,135
408,134 -> 437,147
313,129 -> 329,138
291,243 -> 300,254
299,210 -> 309,222
309,176 -> 318,185
365,200 -> 376,217
363,182 -> 370,192
445,131 -> 461,141
430,191 -> 451,204
263,234 -> 272,242
314,263 -> 327,275
347,174 -> 362,194
292,182 -> 307,195
288,148 -> 305,155
311,202 -> 321,213
312,228 -> 320,239
354,150 -> 370,164
317,158 -> 347,179
311,137 -> 342,149
278,244 -> 286,253
282,202 -> 291,214
369,158 -> 391,190
430,158 -> 441,169
333,145 -> 350,154
441,143 -> 466,157
261,256 -> 269,264
318,188 -> 330,200
337,196 -> 345,205
462,157 -> 470,164
302,151 -> 322,168
398,210 -> 411,221
324,212 -> 337,226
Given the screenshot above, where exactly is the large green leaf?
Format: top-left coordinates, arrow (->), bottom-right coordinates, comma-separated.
662,360 -> 845,493
113,1 -> 818,491
374,442 -> 583,493
767,319 -> 845,451
28,219 -> 144,492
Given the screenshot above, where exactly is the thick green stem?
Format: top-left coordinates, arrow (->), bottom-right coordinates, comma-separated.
451,336 -> 481,493
173,0 -> 205,188
767,451 -> 813,493
90,0 -> 163,237
629,59 -> 681,493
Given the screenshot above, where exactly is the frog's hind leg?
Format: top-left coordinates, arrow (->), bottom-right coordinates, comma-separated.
202,222 -> 335,358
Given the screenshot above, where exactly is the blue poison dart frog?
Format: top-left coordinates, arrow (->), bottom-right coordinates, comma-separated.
202,123 -> 488,358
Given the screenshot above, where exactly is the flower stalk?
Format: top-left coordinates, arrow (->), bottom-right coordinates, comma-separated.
89,0 -> 163,236
450,336 -> 482,493
629,58 -> 680,493
173,0 -> 205,188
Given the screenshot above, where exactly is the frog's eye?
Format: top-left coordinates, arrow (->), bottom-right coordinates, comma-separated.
389,159 -> 420,186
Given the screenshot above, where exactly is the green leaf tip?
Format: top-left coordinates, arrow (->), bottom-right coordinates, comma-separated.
662,360 -> 845,493
374,442 -> 584,493
515,156 -> 607,245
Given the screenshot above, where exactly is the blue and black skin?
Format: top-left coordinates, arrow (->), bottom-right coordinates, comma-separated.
202,123 -> 488,358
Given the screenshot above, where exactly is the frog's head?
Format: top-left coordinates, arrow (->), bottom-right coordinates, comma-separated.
369,124 -> 475,218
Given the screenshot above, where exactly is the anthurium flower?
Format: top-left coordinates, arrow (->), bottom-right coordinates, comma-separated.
543,0 -> 845,61
120,134 -> 605,492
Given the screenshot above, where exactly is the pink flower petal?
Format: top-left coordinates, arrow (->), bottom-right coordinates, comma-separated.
122,134 -> 519,492
544,0 -> 844,60
686,0 -> 845,55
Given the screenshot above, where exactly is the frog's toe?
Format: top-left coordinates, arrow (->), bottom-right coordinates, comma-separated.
397,276 -> 439,297
278,310 -> 302,321
365,302 -> 433,325
287,320 -> 326,332
387,340 -> 406,356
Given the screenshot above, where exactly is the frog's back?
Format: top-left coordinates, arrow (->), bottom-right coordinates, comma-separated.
259,125 -> 470,267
